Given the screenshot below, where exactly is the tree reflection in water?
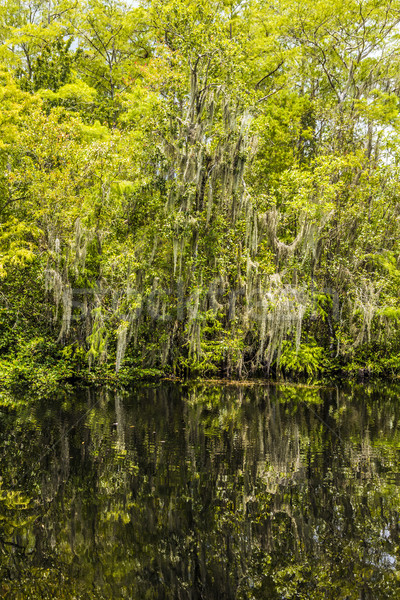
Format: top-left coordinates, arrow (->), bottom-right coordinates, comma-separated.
0,383 -> 400,599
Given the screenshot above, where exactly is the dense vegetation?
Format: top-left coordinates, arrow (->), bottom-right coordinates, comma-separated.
2,0 -> 400,391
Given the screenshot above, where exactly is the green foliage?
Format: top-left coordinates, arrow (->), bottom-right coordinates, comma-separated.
0,218 -> 39,277
17,38 -> 74,92
178,310 -> 244,376
86,308 -> 108,367
2,0 -> 400,388
279,340 -> 326,379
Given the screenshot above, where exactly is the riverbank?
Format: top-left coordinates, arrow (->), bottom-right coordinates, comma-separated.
2,343 -> 400,406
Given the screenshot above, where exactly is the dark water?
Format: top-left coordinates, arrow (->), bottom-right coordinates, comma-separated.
1,383 -> 400,599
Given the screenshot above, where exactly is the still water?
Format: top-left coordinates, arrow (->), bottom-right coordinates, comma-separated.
1,382 -> 400,599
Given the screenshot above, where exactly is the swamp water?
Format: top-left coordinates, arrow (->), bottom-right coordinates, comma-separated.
1,383 -> 400,599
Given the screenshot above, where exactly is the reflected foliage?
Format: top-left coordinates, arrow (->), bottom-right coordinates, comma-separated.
1,384 -> 400,598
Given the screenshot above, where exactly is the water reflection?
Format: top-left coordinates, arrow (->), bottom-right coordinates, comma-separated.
1,383 -> 400,599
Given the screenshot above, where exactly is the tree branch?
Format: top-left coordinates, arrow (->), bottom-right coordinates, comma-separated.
255,61 -> 284,89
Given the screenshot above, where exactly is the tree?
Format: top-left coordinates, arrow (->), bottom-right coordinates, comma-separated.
73,0 -> 151,106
